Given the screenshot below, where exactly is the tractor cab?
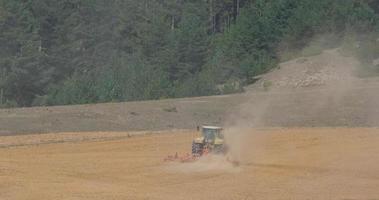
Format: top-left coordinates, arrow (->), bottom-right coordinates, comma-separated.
192,126 -> 225,156
202,126 -> 223,144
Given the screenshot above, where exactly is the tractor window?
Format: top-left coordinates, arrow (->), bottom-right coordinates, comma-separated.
203,129 -> 216,141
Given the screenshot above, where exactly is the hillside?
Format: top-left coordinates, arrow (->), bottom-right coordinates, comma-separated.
1,1 -> 378,107
228,49 -> 379,128
1,49 -> 379,135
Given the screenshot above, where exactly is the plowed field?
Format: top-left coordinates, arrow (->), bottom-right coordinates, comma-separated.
1,128 -> 379,200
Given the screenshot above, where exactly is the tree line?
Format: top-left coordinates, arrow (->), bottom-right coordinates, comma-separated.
0,0 -> 378,107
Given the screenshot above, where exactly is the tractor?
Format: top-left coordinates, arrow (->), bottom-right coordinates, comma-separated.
191,126 -> 226,156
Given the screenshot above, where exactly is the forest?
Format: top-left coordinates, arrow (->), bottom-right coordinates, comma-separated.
1,0 -> 379,107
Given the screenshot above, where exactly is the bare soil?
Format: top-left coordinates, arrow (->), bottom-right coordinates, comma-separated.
1,128 -> 379,200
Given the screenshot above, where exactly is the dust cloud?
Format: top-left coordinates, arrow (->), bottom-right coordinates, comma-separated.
168,35 -> 375,169
222,34 -> 367,164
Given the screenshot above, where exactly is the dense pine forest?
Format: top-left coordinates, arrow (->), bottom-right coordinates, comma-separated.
1,0 -> 379,107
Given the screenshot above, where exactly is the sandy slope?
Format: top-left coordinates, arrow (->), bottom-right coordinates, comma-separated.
1,128 -> 379,200
2,49 -> 379,135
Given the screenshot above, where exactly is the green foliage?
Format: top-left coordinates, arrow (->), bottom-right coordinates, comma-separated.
208,0 -> 379,82
46,72 -> 97,105
0,0 -> 378,107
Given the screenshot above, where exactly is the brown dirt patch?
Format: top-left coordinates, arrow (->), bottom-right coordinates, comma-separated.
1,128 -> 379,200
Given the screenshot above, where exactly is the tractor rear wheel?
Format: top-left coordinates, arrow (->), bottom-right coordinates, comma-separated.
192,142 -> 203,156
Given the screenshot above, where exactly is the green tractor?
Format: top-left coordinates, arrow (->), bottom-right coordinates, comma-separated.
191,126 -> 226,156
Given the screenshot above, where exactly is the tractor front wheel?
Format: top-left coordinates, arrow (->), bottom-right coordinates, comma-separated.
213,145 -> 225,154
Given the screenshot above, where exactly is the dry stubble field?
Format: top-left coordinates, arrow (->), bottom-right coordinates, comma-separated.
1,128 -> 379,200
